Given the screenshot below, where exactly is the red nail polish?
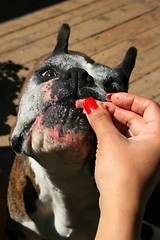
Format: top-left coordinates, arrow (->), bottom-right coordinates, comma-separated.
83,97 -> 98,115
106,92 -> 116,101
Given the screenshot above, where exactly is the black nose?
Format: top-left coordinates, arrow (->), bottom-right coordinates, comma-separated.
51,68 -> 97,102
66,68 -> 95,99
76,68 -> 94,87
64,68 -> 94,86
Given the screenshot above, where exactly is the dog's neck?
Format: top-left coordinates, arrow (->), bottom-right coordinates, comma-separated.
29,155 -> 99,238
29,152 -> 97,195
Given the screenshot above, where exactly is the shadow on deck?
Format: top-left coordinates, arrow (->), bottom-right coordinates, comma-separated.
0,0 -> 66,22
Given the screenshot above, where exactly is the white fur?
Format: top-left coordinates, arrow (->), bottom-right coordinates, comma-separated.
22,221 -> 38,234
29,157 -> 73,238
12,81 -> 43,137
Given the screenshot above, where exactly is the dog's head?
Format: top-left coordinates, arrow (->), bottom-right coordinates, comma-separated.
11,24 -> 137,166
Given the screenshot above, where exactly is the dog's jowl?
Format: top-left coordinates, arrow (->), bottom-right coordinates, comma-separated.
8,24 -> 137,240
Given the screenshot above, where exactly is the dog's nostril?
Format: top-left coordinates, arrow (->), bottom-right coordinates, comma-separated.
78,69 -> 88,80
87,75 -> 94,84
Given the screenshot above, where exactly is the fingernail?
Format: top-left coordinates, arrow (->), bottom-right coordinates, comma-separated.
83,97 -> 99,115
106,92 -> 117,101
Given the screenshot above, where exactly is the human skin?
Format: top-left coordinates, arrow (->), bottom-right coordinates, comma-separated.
82,93 -> 160,240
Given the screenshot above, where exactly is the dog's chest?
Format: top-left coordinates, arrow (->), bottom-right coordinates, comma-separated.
28,157 -> 73,238
28,157 -> 99,239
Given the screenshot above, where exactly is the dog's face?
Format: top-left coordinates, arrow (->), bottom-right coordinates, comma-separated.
11,24 -> 137,165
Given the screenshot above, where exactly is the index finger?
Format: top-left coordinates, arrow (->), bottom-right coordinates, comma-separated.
111,93 -> 160,123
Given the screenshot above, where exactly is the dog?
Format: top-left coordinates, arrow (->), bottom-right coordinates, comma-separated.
8,24 -> 138,240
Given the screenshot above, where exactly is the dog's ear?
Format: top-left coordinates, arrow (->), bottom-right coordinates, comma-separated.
114,47 -> 137,87
52,24 -> 70,55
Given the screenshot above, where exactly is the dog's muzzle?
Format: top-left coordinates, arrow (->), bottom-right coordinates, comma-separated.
11,68 -> 100,154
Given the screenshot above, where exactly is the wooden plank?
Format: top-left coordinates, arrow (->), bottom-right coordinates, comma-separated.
0,0 -> 126,54
0,136 -> 11,147
69,0 -> 158,44
0,0 -> 158,64
130,45 -> 160,82
93,41 -> 160,82
4,0 -> 156,38
73,8 -> 160,57
93,24 -> 160,66
129,68 -> 160,103
0,0 -> 97,36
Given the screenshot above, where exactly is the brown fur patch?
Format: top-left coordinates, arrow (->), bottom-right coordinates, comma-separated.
8,155 -> 40,224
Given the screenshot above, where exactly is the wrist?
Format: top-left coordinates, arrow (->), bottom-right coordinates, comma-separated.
96,189 -> 145,240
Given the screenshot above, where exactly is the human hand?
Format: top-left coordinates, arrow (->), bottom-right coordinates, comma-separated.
83,93 -> 160,203
82,93 -> 160,240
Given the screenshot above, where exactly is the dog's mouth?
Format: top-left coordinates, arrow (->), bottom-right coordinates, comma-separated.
41,101 -> 84,129
11,99 -> 91,154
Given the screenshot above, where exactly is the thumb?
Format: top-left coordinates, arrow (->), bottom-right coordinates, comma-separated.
83,97 -> 122,142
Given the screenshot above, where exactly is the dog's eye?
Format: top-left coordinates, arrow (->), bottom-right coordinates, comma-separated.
42,69 -> 57,78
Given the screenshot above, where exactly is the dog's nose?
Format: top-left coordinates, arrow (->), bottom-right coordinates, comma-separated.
65,68 -> 94,86
77,68 -> 94,86
67,68 -> 96,100
58,68 -> 95,100
51,68 -> 96,102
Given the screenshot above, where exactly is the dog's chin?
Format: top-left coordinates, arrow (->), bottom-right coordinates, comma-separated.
21,103 -> 94,159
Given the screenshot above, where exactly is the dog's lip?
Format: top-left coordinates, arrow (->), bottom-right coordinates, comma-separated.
12,100 -> 85,154
11,119 -> 35,154
22,100 -> 84,138
75,99 -> 84,109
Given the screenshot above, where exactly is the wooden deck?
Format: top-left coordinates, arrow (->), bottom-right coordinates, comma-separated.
0,0 -> 160,172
